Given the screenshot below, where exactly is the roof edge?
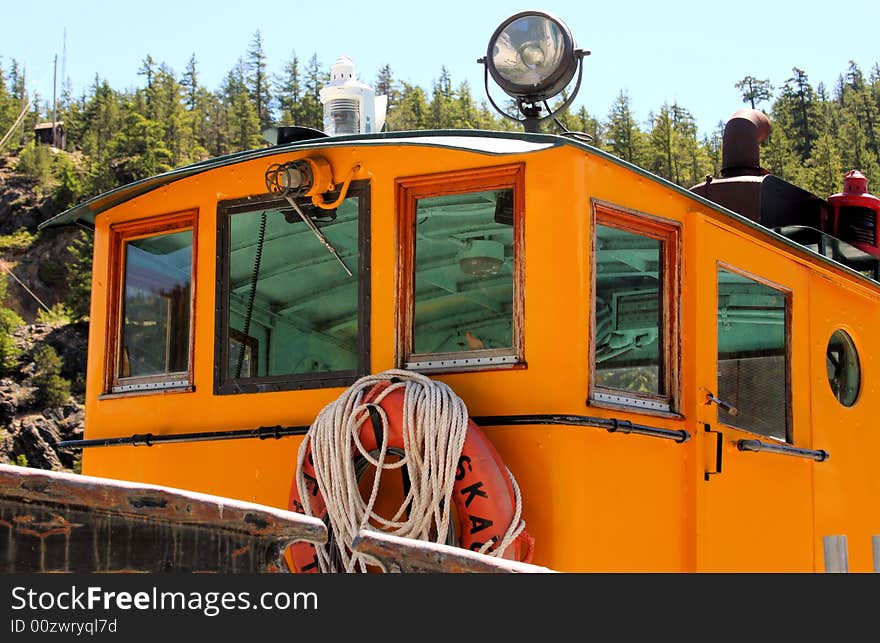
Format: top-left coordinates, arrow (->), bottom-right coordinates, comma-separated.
38,129 -> 563,230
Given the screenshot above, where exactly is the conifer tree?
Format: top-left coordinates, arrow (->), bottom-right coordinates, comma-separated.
138,55 -> 156,95
222,59 -> 262,152
0,277 -> 23,374
300,54 -> 326,130
375,64 -> 399,117
776,68 -> 820,162
605,91 -> 645,166
0,60 -> 16,137
735,76 -> 773,110
806,131 -> 844,197
385,82 -> 429,131
179,54 -> 211,161
181,54 -> 200,111
648,104 -> 675,181
275,51 -> 303,126
247,31 -> 273,130
429,67 -> 455,129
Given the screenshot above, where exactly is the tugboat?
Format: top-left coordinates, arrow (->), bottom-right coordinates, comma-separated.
3,10 -> 880,573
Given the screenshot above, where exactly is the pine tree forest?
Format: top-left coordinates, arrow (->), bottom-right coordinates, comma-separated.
1,35 -> 879,213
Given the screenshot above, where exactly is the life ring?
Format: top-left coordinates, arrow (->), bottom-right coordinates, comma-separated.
287,380 -> 534,573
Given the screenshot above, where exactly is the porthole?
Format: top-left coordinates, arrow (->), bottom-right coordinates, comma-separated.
826,330 -> 860,407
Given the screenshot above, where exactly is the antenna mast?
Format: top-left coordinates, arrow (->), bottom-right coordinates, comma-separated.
52,54 -> 58,147
61,28 -> 67,91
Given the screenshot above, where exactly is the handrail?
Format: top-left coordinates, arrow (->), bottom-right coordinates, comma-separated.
57,424 -> 309,450
471,414 -> 690,443
59,413 -> 690,450
737,439 -> 829,462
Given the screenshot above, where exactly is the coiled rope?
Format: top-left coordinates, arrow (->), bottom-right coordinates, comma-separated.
295,369 -> 525,573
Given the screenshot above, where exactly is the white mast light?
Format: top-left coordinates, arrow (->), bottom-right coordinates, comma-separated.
319,56 -> 388,136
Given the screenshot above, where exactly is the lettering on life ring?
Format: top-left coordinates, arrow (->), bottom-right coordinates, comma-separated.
287,381 -> 534,573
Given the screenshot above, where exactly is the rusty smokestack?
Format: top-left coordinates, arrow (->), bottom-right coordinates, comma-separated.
720,108 -> 771,178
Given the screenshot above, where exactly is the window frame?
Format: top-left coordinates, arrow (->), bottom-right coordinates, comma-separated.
715,262 -> 793,442
104,210 -> 197,396
214,181 -> 371,395
589,201 -> 681,414
826,328 -> 860,408
395,164 -> 525,372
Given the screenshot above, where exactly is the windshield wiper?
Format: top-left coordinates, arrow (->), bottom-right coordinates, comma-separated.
281,194 -> 353,277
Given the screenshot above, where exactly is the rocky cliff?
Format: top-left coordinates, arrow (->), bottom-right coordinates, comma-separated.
0,152 -> 87,473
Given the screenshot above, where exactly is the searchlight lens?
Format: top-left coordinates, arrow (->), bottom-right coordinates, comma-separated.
486,11 -> 577,102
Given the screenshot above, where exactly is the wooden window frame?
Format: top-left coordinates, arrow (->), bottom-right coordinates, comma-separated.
104,210 -> 197,396
589,201 -> 681,415
395,164 -> 525,372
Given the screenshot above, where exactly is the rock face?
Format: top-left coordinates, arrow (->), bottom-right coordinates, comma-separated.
0,153 -> 88,473
0,322 -> 87,473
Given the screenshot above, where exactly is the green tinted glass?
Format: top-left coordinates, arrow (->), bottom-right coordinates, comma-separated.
120,230 -> 192,378
227,196 -> 360,378
594,224 -> 662,395
717,269 -> 789,440
412,189 -> 514,356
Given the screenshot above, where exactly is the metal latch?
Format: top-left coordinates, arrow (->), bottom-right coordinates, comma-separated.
704,424 -> 723,481
702,388 -> 738,416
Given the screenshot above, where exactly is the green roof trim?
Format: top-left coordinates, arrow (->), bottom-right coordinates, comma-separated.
37,128 -> 878,292
37,129 -> 562,230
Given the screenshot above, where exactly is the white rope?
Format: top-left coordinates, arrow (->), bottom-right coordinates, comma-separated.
295,369 -> 525,573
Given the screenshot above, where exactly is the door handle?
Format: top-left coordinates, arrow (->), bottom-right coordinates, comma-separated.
704,424 -> 723,481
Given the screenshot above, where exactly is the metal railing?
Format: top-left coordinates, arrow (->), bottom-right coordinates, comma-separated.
737,439 -> 829,462
473,414 -> 690,443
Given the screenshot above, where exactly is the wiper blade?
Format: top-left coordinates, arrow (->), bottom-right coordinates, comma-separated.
282,194 -> 353,277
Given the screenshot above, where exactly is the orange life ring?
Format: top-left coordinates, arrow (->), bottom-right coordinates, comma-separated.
287,381 -> 534,573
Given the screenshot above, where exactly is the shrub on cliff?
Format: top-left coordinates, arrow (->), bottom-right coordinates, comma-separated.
29,344 -> 71,409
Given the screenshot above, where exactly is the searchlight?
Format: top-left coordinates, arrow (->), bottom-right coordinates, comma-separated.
479,11 -> 589,133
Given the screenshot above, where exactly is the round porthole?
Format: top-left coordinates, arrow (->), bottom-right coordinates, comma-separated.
826,330 -> 860,407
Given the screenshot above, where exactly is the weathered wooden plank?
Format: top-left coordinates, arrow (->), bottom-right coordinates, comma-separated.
351,529 -> 557,573
0,464 -> 326,573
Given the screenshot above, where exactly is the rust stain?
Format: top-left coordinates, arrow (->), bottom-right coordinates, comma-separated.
231,545 -> 251,559
10,513 -> 80,539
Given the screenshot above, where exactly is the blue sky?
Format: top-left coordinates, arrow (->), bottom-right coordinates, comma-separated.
3,1 -> 879,135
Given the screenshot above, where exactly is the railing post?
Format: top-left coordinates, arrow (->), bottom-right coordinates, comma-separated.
823,535 -> 849,573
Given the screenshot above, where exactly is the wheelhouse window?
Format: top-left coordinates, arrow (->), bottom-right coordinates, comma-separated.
215,180 -> 370,393
107,212 -> 196,394
590,204 -> 680,413
396,165 -> 524,371
717,267 -> 790,441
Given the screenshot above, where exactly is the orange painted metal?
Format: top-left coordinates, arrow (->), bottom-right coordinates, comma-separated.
74,140 -> 880,572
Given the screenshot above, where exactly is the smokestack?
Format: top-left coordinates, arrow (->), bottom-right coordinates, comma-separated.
720,108 -> 771,178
